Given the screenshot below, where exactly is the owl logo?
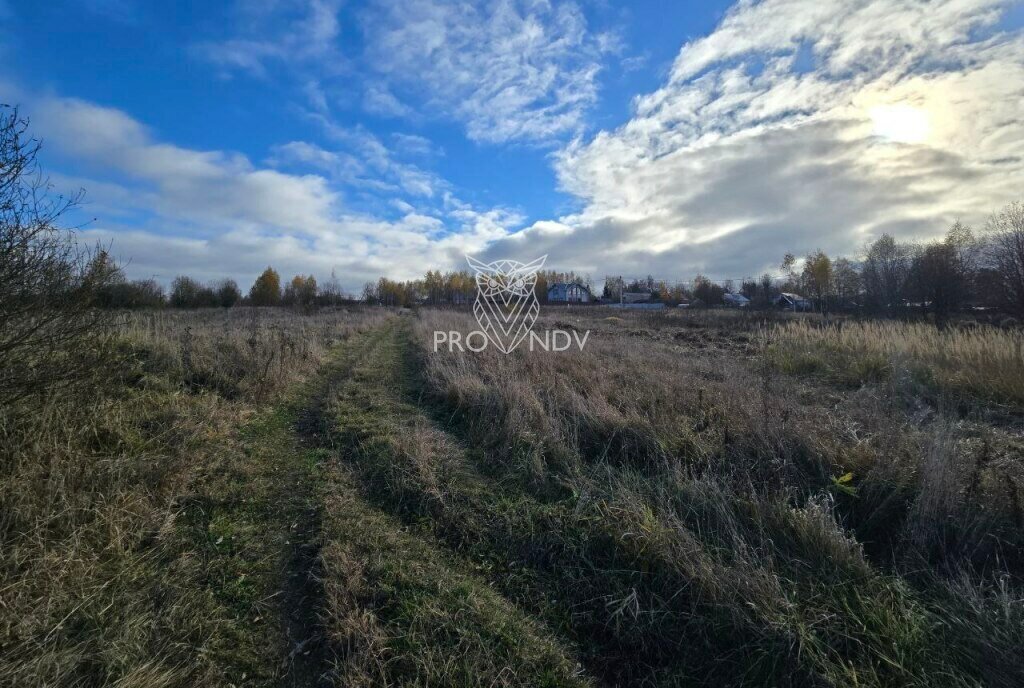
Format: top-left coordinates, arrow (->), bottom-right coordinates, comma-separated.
466,254 -> 546,354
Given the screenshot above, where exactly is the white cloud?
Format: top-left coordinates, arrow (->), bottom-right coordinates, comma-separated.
390,132 -> 440,157
362,84 -> 415,118
35,97 -> 340,235
274,121 -> 449,199
361,0 -> 612,144
18,94 -> 519,291
191,0 -> 613,145
193,0 -> 343,78
488,0 -> 1024,280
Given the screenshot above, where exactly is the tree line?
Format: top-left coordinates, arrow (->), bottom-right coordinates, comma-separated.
90,265 -> 355,309
87,203 -> 1024,327
597,209 -> 1024,325
774,213 -> 1024,325
5,101 -> 1024,333
361,269 -> 593,307
98,204 -> 1024,327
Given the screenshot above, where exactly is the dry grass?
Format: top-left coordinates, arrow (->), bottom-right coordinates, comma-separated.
119,307 -> 383,401
0,307 -> 384,687
4,305 -> 1023,686
768,319 -> 1024,404
309,320 -> 593,687
402,308 -> 1024,686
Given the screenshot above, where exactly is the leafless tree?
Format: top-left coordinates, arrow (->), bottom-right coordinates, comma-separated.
758,272 -> 774,306
832,257 -> 861,308
0,106 -> 114,406
862,234 -> 912,314
909,223 -> 977,328
319,269 -> 345,306
984,201 -> 1024,316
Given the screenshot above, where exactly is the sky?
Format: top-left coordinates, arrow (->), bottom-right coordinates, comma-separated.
1,0 -> 1023,292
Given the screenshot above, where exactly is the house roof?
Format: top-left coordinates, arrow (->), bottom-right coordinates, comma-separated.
547,282 -> 591,292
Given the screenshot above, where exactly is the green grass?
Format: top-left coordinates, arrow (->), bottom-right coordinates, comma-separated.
169,404 -> 325,685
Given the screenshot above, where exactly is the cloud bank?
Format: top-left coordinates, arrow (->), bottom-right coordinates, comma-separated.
488,0 -> 1024,280
360,0 -> 613,144
6,0 -> 1024,291
24,96 -> 516,290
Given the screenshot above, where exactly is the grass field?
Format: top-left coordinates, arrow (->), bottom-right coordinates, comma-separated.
2,307 -> 1023,687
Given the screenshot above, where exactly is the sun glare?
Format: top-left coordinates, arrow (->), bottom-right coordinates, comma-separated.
869,104 -> 931,144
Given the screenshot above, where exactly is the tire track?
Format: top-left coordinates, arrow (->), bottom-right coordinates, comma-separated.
311,317 -> 595,687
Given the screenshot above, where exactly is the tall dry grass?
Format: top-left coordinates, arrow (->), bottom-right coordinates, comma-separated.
768,319 -> 1024,404
405,308 -> 1024,686
120,307 -> 391,399
0,307 -> 384,686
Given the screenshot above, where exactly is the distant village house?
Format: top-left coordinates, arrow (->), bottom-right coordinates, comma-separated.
723,293 -> 750,308
620,291 -> 653,304
774,293 -> 812,311
547,282 -> 592,303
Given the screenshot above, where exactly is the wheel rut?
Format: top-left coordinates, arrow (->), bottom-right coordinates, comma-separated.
275,323 -> 392,687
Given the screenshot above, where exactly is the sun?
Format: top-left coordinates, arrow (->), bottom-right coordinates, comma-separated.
869,104 -> 931,144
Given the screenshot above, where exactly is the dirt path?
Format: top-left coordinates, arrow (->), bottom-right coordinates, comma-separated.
308,318 -> 754,686
187,318 -> 591,686
198,316 -> 819,685
197,317 -> 729,685
275,323 -> 396,686
305,317 -> 593,687
171,321 -> 391,687
308,317 -> 688,686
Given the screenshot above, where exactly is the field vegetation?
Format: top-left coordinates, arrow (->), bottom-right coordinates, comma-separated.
401,308 -> 1024,686
3,302 -> 1023,687
767,319 -> 1024,405
3,102 -> 1023,688
1,308 -> 386,685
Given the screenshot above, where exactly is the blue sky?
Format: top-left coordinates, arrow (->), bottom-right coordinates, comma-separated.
9,2 -> 727,220
1,0 -> 1022,291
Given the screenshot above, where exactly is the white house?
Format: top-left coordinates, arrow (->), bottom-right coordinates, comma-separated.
547,282 -> 592,303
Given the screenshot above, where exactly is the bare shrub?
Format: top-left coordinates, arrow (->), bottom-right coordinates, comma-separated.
0,106 -> 116,406
985,201 -> 1024,316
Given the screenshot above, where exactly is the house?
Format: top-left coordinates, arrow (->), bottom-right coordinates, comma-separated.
620,291 -> 653,304
774,292 -> 812,311
723,293 -> 750,308
547,282 -> 592,303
